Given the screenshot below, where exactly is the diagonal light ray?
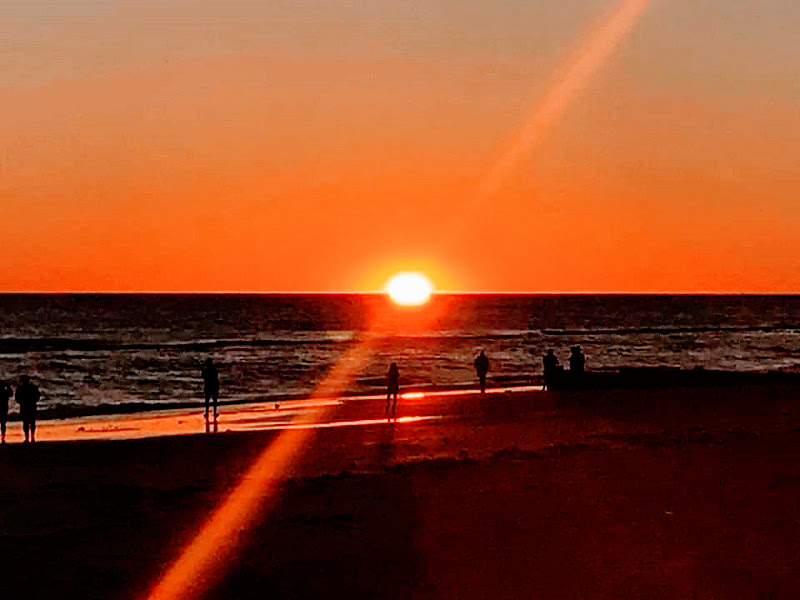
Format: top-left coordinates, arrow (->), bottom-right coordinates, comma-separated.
145,2 -> 655,597
146,338 -> 377,600
448,0 -> 654,239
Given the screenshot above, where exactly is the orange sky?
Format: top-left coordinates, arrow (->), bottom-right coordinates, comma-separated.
1,1 -> 798,292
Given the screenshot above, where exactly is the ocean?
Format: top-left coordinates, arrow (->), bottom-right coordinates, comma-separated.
0,294 -> 798,416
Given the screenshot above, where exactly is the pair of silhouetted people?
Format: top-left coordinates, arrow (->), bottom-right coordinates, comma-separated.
201,358 -> 219,422
386,363 -> 399,420
542,346 -> 586,390
474,351 -> 489,393
16,375 -> 40,443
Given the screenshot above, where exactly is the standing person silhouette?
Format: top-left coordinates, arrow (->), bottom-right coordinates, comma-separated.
0,380 -> 12,443
542,349 -> 559,390
16,375 -> 40,443
569,346 -> 586,374
474,351 -> 489,393
201,358 -> 220,421
386,363 -> 400,420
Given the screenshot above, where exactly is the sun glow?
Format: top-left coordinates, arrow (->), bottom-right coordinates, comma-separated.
385,272 -> 434,306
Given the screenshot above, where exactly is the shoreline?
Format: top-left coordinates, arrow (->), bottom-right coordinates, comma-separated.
1,367 -> 799,445
7,378 -> 541,423
7,366 -> 799,425
0,383 -> 544,444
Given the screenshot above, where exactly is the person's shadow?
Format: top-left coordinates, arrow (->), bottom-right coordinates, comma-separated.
375,420 -> 396,469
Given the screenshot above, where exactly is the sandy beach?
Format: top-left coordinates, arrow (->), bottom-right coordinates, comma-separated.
1,382 -> 800,599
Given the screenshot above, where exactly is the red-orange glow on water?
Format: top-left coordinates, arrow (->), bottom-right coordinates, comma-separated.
367,293 -> 455,336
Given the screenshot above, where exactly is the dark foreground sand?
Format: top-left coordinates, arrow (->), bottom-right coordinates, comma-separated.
1,384 -> 800,599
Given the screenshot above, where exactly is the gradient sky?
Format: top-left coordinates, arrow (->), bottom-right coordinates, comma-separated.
1,0 -> 798,292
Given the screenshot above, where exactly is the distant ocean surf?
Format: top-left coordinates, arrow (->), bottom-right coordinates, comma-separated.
0,294 -> 797,415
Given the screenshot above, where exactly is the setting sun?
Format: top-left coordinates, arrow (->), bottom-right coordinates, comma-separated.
385,272 -> 434,306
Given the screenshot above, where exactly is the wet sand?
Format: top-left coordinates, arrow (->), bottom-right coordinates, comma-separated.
0,385 -> 541,443
1,383 -> 800,599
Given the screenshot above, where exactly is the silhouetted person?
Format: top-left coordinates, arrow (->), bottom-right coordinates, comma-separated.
201,358 -> 219,420
0,381 -> 12,443
542,349 -> 559,390
474,351 -> 489,393
386,363 -> 399,420
569,346 -> 586,374
16,375 -> 40,443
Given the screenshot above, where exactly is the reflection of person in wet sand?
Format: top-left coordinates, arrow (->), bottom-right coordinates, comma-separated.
0,380 -> 12,443
474,351 -> 489,393
201,358 -> 219,420
386,363 -> 400,420
16,375 -> 40,443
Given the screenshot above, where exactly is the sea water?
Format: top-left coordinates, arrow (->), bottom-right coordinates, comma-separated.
0,294 -> 797,415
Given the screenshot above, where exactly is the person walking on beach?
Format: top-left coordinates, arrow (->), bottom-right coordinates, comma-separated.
474,351 -> 489,394
542,349 -> 559,390
386,363 -> 400,420
569,346 -> 586,375
201,358 -> 220,420
16,375 -> 40,443
0,380 -> 12,443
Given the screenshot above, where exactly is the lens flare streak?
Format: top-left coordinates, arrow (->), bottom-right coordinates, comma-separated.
145,3 -> 654,597
146,339 -> 376,600
452,0 -> 653,233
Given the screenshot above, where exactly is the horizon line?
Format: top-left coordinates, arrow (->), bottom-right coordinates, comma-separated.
0,290 -> 798,296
